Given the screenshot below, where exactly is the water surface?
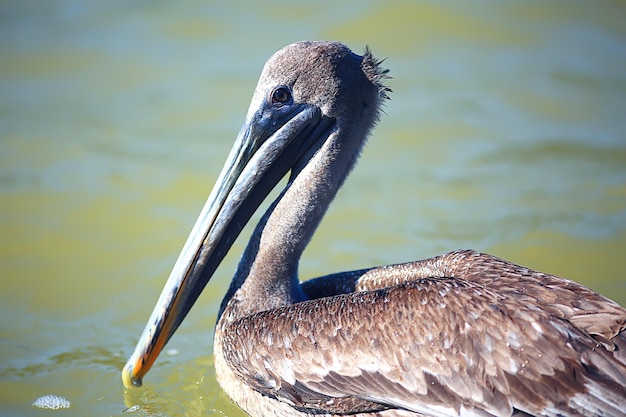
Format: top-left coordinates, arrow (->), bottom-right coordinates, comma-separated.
1,1 -> 625,416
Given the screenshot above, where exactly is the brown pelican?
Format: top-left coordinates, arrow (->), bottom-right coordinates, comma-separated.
122,41 -> 626,416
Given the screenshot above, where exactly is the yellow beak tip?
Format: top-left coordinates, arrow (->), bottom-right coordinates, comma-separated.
121,362 -> 143,389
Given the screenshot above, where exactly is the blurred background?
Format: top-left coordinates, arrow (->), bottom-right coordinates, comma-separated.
1,1 -> 625,416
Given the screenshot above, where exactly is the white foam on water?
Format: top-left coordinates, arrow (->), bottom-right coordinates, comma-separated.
32,394 -> 71,410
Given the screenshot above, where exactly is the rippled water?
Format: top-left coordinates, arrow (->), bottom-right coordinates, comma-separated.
1,1 -> 625,416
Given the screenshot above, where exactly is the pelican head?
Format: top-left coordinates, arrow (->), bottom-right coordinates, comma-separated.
122,41 -> 390,388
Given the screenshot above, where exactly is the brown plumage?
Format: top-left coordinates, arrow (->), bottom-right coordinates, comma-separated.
123,41 -> 626,417
218,249 -> 625,416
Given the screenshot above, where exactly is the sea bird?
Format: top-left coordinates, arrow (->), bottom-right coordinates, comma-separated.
123,41 -> 626,417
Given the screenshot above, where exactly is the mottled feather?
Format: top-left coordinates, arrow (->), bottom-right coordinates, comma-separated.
222,253 -> 626,416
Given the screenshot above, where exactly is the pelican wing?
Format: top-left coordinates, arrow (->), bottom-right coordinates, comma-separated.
222,272 -> 626,416
352,250 -> 626,349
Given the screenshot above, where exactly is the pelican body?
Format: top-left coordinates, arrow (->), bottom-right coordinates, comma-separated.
123,42 -> 626,416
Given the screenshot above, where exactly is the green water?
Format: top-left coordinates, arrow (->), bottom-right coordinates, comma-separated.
1,1 -> 625,416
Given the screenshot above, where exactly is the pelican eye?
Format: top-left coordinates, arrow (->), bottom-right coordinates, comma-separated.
270,86 -> 291,105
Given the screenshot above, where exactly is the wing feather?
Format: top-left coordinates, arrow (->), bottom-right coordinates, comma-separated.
221,251 -> 626,416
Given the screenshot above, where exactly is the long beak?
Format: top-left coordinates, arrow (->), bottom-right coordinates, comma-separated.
122,103 -> 334,388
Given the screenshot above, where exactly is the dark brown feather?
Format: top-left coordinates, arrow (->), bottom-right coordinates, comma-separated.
221,253 -> 626,416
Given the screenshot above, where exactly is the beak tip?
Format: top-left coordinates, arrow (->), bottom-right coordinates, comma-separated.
122,362 -> 143,389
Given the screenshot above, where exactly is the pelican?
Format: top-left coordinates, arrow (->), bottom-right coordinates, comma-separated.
122,41 -> 626,416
